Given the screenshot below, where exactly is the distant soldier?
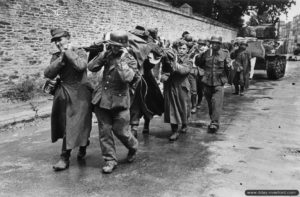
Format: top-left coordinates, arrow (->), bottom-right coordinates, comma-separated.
228,41 -> 240,86
194,39 -> 208,109
172,31 -> 192,50
148,28 -> 159,44
186,37 -> 199,114
181,31 -> 190,40
230,40 -> 251,96
44,28 -> 92,171
196,36 -> 231,133
88,31 -> 138,174
129,25 -> 150,42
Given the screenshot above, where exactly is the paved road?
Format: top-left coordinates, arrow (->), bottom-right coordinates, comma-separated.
0,61 -> 300,197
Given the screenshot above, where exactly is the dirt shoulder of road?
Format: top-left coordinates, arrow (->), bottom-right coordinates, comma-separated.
0,96 -> 53,130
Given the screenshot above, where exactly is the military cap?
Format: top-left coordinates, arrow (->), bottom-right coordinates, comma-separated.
129,25 -> 149,38
50,28 -> 70,42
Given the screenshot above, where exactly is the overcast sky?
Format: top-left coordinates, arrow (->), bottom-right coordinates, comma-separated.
280,1 -> 299,22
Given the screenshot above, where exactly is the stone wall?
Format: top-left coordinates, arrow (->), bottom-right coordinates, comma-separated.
0,0 -> 237,94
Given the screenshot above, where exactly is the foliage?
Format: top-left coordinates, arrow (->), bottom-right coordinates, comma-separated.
158,0 -> 295,27
2,75 -> 45,102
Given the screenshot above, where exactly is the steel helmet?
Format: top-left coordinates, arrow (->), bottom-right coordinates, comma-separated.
109,31 -> 129,47
197,39 -> 206,45
239,39 -> 248,47
210,36 -> 222,44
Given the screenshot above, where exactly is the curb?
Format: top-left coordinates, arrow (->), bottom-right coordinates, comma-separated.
0,105 -> 52,129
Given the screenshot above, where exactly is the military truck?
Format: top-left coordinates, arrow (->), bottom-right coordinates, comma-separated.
238,23 -> 287,80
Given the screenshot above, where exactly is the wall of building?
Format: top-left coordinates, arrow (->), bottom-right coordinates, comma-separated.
0,0 -> 237,93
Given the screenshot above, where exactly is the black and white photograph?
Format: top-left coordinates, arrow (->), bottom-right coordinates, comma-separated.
0,0 -> 299,196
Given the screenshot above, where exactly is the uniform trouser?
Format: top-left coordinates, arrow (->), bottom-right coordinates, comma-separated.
94,106 -> 138,162
130,99 -> 145,126
188,74 -> 197,96
130,94 -> 151,131
233,71 -> 244,93
197,76 -> 204,105
203,85 -> 224,124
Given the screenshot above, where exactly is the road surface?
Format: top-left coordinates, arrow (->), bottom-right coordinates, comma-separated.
0,61 -> 299,197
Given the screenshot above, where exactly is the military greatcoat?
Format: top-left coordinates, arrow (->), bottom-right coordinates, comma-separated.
44,48 -> 92,149
163,52 -> 192,125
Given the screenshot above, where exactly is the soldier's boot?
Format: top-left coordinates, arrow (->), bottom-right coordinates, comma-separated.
142,118 -> 150,134
240,86 -> 245,96
131,125 -> 138,138
102,160 -> 117,174
77,140 -> 90,160
53,149 -> 71,171
180,124 -> 188,133
169,124 -> 180,142
127,148 -> 138,163
197,95 -> 202,109
208,121 -> 219,134
191,94 -> 197,113
233,84 -> 239,95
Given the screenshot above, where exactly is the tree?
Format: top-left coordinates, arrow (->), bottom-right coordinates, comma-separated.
157,0 -> 295,27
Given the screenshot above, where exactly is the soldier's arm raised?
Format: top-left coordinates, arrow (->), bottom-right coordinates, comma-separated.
87,48 -> 108,72
64,48 -> 88,71
174,58 -> 192,75
116,53 -> 137,83
44,53 -> 64,79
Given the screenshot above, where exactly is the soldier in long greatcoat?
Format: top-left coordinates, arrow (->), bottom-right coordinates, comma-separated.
44,28 -> 92,171
161,40 -> 192,141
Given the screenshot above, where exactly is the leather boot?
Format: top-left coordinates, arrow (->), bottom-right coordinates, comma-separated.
169,124 -> 180,142
53,150 -> 71,171
127,148 -> 137,163
77,140 -> 90,160
142,118 -> 150,134
191,94 -> 197,113
208,122 -> 219,134
102,160 -> 117,174
240,86 -> 244,96
180,124 -> 188,133
197,97 -> 202,109
131,125 -> 138,138
233,84 -> 239,95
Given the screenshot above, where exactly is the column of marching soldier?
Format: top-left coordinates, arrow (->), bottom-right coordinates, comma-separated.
44,26 -> 251,174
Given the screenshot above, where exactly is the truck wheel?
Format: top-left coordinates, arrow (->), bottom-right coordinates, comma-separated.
266,58 -> 285,80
